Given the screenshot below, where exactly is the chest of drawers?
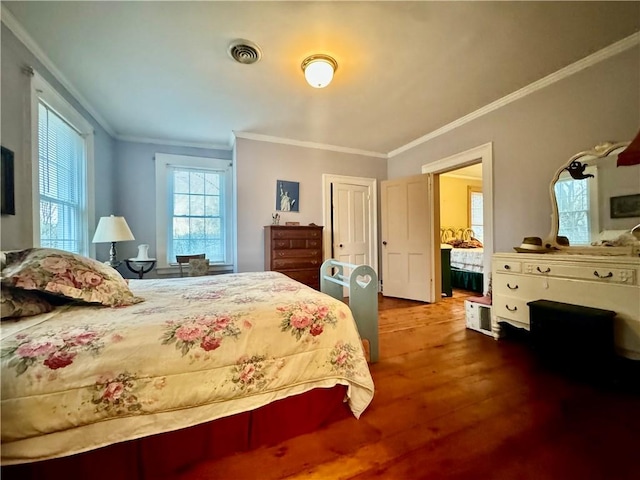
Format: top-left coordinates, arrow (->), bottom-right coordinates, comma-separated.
264,225 -> 324,290
492,252 -> 640,360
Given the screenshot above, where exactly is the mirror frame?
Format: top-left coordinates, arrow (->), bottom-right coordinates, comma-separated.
545,140 -> 631,250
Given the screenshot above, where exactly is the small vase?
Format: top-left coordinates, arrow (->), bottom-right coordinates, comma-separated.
135,244 -> 150,261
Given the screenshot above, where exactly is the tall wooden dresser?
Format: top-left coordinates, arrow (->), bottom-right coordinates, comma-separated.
264,225 -> 324,290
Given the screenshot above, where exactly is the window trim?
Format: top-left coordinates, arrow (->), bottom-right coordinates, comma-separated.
31,72 -> 95,256
155,153 -> 233,272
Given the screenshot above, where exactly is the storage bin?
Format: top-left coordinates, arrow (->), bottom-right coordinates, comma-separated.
465,299 -> 492,336
527,299 -> 616,380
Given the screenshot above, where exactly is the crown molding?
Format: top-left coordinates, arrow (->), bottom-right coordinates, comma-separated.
233,131 -> 387,159
116,135 -> 232,151
1,4 -> 117,138
389,32 -> 640,158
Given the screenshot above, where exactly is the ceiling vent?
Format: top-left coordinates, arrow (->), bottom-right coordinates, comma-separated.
228,40 -> 262,65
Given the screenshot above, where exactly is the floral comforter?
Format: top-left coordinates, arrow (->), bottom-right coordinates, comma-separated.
0,272 -> 375,464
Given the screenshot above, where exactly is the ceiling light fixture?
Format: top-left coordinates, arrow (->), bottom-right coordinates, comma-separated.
301,54 -> 338,88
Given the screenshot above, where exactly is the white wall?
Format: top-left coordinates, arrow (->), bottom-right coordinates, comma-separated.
235,138 -> 387,272
388,46 -> 640,254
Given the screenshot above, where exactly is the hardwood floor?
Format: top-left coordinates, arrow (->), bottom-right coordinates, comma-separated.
181,290 -> 640,480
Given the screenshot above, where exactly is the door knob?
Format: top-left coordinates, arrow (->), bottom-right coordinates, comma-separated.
382,241 -> 387,245
339,244 -> 344,248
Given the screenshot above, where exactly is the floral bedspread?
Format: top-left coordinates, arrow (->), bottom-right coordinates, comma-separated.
0,272 -> 374,464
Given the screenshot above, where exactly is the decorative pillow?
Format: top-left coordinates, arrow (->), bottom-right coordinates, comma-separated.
1,287 -> 53,319
189,258 -> 210,277
1,248 -> 143,307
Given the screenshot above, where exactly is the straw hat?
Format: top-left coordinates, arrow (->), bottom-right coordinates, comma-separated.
514,236 -> 553,253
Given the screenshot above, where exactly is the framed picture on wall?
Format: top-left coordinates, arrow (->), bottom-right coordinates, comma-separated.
610,194 -> 640,219
276,180 -> 300,212
1,146 -> 16,215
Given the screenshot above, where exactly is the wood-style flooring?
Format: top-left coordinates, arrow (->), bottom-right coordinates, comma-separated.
181,290 -> 640,480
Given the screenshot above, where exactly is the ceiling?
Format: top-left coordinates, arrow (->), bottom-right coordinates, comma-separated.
3,1 -> 639,156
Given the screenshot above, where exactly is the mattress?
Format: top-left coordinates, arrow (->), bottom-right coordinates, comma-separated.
450,247 -> 484,273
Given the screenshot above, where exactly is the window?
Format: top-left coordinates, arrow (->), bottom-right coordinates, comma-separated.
555,167 -> 598,245
156,154 -> 233,270
468,188 -> 483,242
32,73 -> 94,255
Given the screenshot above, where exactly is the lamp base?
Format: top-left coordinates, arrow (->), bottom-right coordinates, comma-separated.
106,242 -> 121,268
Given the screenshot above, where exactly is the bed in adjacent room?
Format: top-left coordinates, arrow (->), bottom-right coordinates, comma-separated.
0,248 -> 374,479
441,227 -> 485,294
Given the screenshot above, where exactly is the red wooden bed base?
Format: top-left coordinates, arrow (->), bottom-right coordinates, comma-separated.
2,385 -> 349,480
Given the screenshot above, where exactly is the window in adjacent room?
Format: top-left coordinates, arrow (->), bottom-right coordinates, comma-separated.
468,187 -> 483,243
31,72 -> 95,255
155,154 -> 233,271
554,167 -> 598,245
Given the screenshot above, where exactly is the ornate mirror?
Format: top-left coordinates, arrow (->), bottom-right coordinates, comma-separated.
546,141 -> 640,252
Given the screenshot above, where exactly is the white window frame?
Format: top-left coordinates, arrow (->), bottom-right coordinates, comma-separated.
31,72 -> 95,256
155,153 -> 234,273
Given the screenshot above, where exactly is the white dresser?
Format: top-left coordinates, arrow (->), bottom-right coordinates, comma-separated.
491,252 -> 640,360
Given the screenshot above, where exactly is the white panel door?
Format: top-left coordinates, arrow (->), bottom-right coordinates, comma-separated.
381,174 -> 432,302
333,182 -> 370,266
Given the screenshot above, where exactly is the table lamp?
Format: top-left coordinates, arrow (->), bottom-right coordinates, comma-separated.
92,215 -> 135,268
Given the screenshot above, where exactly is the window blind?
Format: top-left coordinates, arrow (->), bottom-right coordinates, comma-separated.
38,102 -> 86,254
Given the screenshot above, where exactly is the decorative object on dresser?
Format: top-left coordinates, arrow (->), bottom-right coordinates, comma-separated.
264,225 -> 323,289
491,252 -> 640,361
514,236 -> 555,254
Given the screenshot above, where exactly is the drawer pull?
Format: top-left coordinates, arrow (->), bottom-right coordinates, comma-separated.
536,266 -> 551,273
507,283 -> 518,290
504,264 -> 511,270
594,270 -> 613,279
506,305 -> 518,312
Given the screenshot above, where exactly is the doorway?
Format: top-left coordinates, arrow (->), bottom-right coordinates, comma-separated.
322,174 -> 379,286
422,143 -> 493,297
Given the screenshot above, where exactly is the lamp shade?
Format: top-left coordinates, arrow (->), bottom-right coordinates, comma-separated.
92,215 -> 135,243
301,54 -> 338,89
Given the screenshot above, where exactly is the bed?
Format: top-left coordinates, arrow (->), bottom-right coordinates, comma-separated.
441,227 -> 485,294
0,248 -> 374,479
